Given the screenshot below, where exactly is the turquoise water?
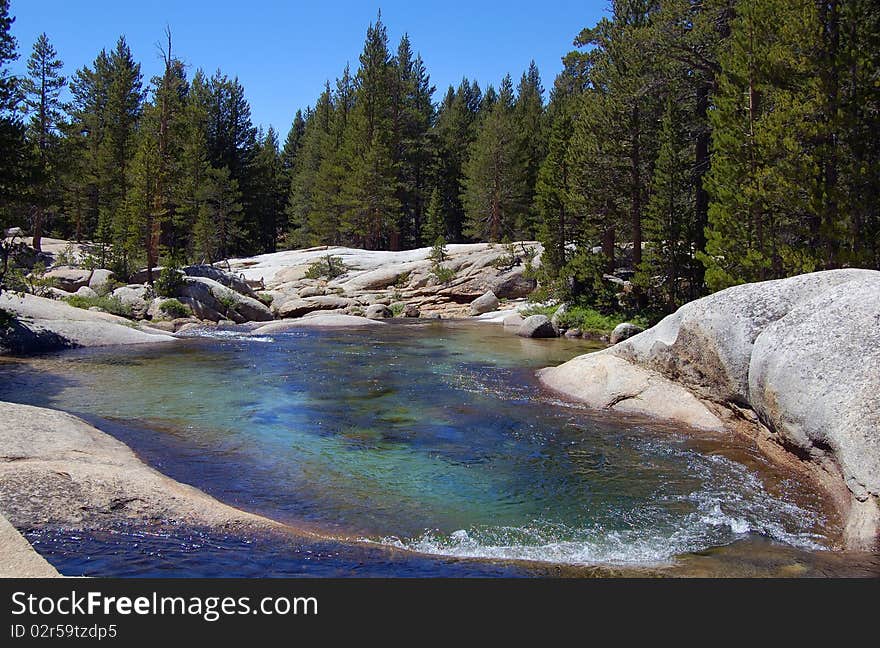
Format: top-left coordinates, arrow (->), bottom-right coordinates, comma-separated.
0,321 -> 834,571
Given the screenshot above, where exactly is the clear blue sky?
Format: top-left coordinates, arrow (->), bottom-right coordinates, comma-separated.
8,1 -> 606,136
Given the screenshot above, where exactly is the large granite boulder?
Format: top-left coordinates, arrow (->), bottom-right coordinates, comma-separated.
0,293 -> 174,354
183,265 -> 257,298
538,269 -> 880,548
517,314 -> 558,338
469,291 -> 499,316
177,277 -> 272,323
44,266 -> 91,292
274,294 -> 353,319
88,269 -> 115,293
365,303 -> 393,319
111,285 -> 154,319
610,322 -> 644,345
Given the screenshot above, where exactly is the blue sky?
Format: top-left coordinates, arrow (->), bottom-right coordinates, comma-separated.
8,1 -> 606,136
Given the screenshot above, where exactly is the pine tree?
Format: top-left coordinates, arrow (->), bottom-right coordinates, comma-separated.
195,165 -> 242,262
252,126 -> 285,252
22,32 -> 66,252
431,79 -> 481,242
340,13 -> 400,249
462,74 -> 526,242
535,92 -> 574,276
638,92 -> 701,310
392,34 -> 435,248
287,89 -> 331,246
175,69 -> 211,261
281,109 -> 306,173
95,37 -> 143,268
513,61 -> 546,239
0,0 -> 27,238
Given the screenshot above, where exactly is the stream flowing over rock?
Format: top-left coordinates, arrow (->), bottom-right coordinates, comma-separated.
538,269 -> 880,549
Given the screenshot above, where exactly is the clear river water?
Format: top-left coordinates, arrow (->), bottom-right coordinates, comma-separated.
2,321 -> 878,577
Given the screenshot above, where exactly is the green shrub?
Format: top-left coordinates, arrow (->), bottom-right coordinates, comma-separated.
304,255 -> 347,280
158,298 -> 190,319
0,307 -> 15,330
521,303 -> 648,336
390,302 -> 405,317
256,291 -> 274,306
429,236 -> 448,264
154,265 -> 184,297
65,295 -> 133,318
431,264 -> 456,285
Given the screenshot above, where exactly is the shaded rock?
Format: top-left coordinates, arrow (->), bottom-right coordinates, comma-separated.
564,328 -> 582,338
491,269 -> 537,299
147,320 -> 175,332
610,322 -> 644,345
44,266 -> 91,292
469,291 -> 499,316
183,264 -> 256,297
177,277 -> 272,323
111,285 -> 153,319
0,293 -> 174,354
365,303 -> 393,319
404,303 -> 420,318
88,268 -> 115,292
517,314 -> 557,338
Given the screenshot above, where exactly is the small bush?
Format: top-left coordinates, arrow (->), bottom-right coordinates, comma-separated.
430,264 -> 456,285
25,262 -> 58,297
0,307 -> 15,330
256,291 -> 274,306
65,295 -> 133,318
521,303 -> 648,336
158,298 -> 190,319
390,302 -> 405,317
53,244 -> 81,267
154,265 -> 184,298
304,255 -> 347,280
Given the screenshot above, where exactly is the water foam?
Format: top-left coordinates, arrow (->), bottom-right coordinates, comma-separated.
375,442 -> 826,567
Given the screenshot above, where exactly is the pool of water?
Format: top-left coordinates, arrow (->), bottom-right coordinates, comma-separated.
0,321 -> 846,576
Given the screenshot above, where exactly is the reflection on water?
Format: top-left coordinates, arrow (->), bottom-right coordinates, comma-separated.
0,321 -> 866,577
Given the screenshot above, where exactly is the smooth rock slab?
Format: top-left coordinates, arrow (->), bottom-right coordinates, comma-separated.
470,291 -> 499,316
538,351 -> 725,431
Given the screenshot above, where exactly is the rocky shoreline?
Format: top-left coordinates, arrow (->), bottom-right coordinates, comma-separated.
1,239 -> 878,574
539,269 -> 880,550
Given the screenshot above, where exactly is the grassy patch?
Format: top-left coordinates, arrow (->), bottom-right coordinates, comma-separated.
158,298 -> 190,318
0,307 -> 15,330
65,295 -> 133,318
521,304 -> 648,336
